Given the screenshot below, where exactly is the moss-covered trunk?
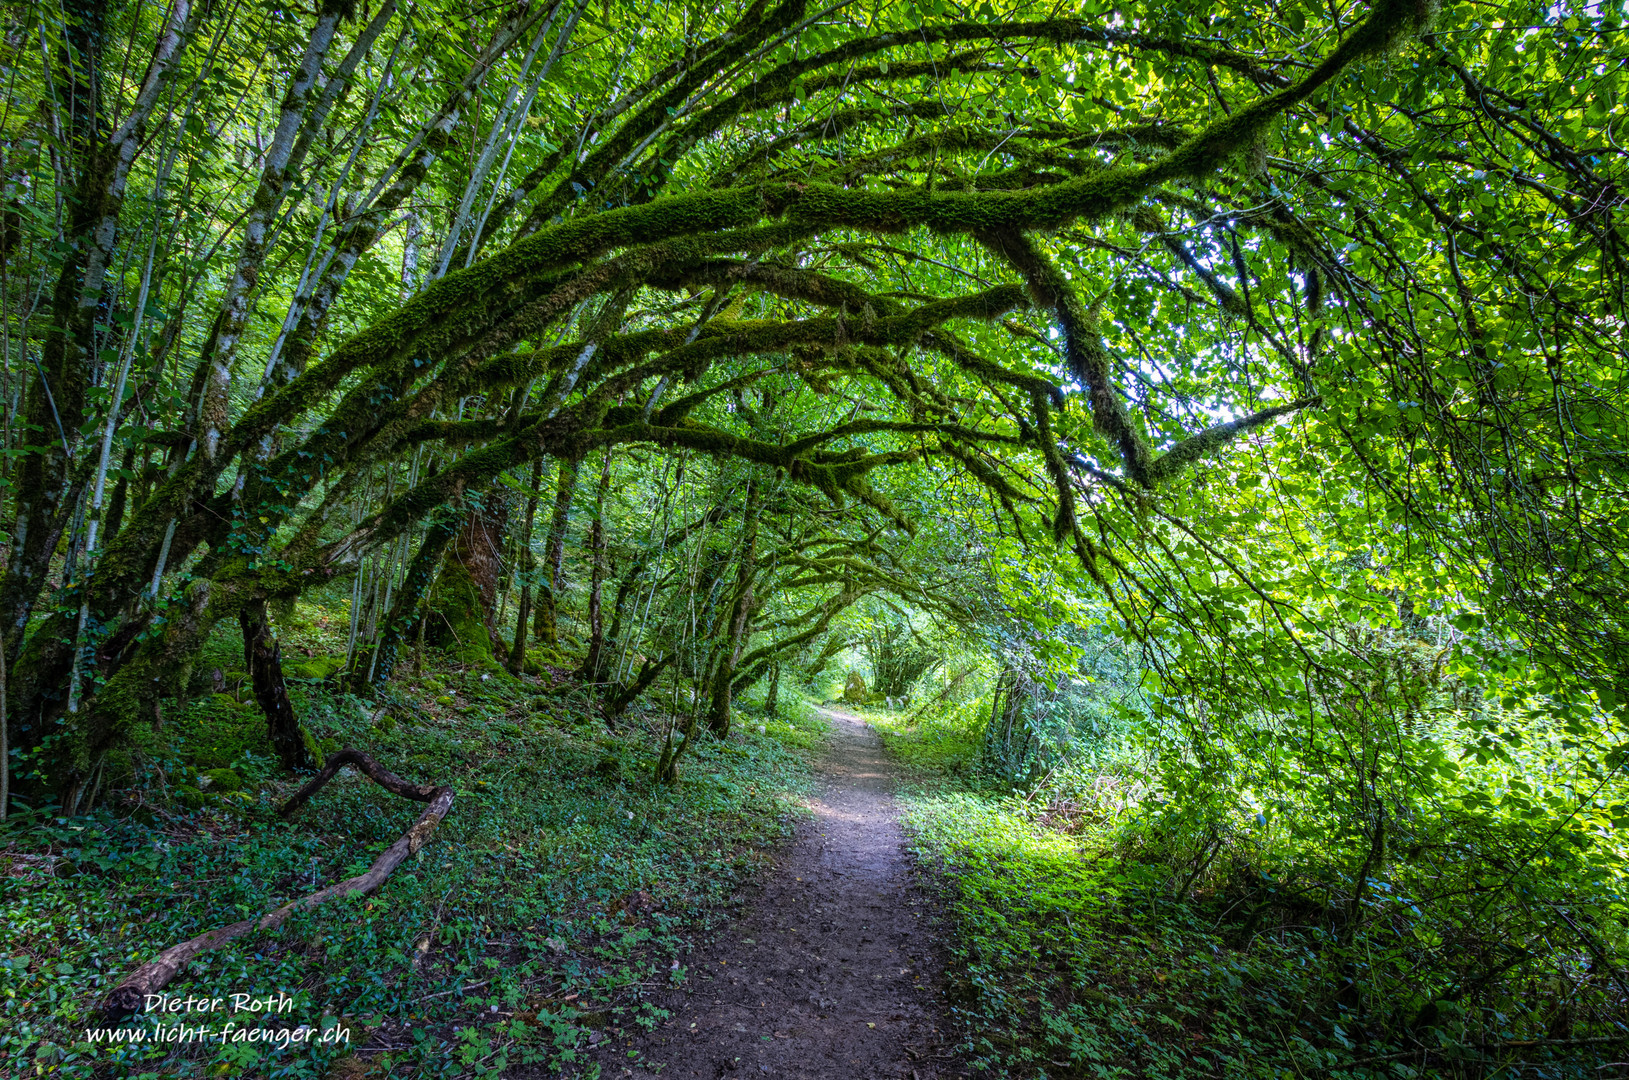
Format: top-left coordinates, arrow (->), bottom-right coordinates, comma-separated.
430,491 -> 511,664
358,516 -> 458,688
764,662 -> 780,714
458,492 -> 511,627
581,449 -> 614,683
706,478 -> 761,737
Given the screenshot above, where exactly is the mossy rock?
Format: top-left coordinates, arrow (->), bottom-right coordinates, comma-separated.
373,713 -> 397,734
318,736 -> 342,756
287,656 -> 346,681
176,785 -> 205,810
202,768 -> 243,793
210,692 -> 246,710
495,721 -> 525,740
594,756 -> 622,779
841,672 -> 869,704
527,646 -> 568,668
428,563 -> 494,665
435,695 -> 454,706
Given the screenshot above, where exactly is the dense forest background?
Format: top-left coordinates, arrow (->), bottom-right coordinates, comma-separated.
1,0 -> 1626,1075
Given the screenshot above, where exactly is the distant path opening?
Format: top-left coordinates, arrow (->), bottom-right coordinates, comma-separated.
610,707 -> 964,1079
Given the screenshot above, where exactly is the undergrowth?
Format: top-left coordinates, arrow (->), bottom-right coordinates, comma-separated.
872,707 -> 1629,1080
0,601 -> 829,1079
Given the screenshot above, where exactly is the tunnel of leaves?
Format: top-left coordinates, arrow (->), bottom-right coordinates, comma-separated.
2,0 -> 1627,1074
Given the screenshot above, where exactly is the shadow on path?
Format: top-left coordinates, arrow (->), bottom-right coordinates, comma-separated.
605,707 -> 966,1079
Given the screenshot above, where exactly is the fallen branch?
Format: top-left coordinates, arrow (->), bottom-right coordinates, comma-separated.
278,745 -> 443,815
99,748 -> 452,1020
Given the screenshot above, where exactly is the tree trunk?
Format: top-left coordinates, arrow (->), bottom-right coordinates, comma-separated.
429,490 -> 510,664
359,517 -> 457,688
0,0 -> 108,665
103,444 -> 137,547
533,456 -> 578,647
608,652 -> 672,718
655,707 -> 702,786
581,449 -> 613,682
507,458 -> 544,675
764,662 -> 780,714
240,600 -> 311,771
456,491 -> 511,625
707,478 -> 760,737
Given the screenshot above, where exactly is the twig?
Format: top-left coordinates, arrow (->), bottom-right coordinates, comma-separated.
421,979 -> 491,1001
412,885 -> 455,975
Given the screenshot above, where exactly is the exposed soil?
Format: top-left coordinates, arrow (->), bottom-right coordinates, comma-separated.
602,708 -> 966,1079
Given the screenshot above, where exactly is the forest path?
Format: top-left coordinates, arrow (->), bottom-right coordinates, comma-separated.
604,707 -> 964,1079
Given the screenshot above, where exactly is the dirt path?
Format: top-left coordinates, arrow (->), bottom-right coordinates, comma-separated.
607,707 -> 964,1079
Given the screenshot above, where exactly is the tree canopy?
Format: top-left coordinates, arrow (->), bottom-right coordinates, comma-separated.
5,0 -> 1619,785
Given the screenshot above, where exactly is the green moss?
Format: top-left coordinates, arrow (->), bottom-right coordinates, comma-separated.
176,785 -> 205,810
301,727 -> 326,770
170,701 -> 266,771
286,655 -> 345,681
527,646 -> 568,668
1146,398 -> 1318,487
842,672 -> 870,704
202,768 -> 243,793
426,566 -> 488,667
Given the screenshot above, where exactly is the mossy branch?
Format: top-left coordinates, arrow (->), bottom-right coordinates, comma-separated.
976,226 -> 1155,485
921,330 -> 1064,409
1146,397 -> 1321,485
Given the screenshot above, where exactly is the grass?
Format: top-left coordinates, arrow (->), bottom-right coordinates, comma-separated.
0,602 -> 831,1079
